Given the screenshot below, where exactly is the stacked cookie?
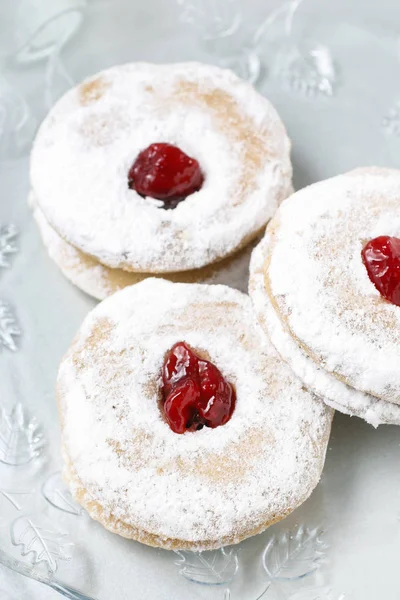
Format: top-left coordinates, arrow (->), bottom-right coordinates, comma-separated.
30,62 -> 292,299
249,167 -> 400,427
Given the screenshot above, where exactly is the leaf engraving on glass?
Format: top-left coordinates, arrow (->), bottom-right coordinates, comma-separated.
42,472 -> 83,516
45,49 -> 75,109
0,76 -> 36,158
176,0 -> 260,84
274,41 -> 336,97
0,489 -> 33,511
254,0 -> 336,96
11,515 -> 73,573
263,525 -> 327,581
255,526 -> 330,600
0,404 -> 44,465
253,0 -> 301,47
0,225 -> 18,269
11,1 -> 87,65
0,301 -> 20,352
174,547 -> 238,585
41,3 -> 87,108
178,0 -> 241,38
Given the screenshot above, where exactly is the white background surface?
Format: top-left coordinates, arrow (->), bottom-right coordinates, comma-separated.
2,0 -> 400,598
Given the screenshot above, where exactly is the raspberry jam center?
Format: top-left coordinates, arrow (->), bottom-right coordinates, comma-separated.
162,342 -> 236,434
128,143 -> 203,209
362,236 -> 400,306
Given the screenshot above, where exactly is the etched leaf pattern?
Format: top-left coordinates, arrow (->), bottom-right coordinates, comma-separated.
11,516 -> 73,573
44,46 -> 75,109
263,526 -> 327,580
42,472 -> 83,516
0,302 -> 20,352
0,404 -> 44,465
174,547 -> 238,585
0,76 -> 36,158
251,526 -> 329,600
176,0 -> 260,83
0,225 -> 18,269
254,0 -> 336,96
273,41 -> 336,96
0,489 -> 33,511
177,0 -> 241,38
253,0 -> 302,47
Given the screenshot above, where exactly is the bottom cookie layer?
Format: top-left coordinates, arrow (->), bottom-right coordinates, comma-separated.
63,448 -> 295,551
33,200 -> 257,300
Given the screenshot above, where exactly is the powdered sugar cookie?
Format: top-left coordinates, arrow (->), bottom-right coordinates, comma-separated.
249,234 -> 400,426
57,279 -> 332,550
264,168 -> 400,406
31,62 -> 292,274
32,194 -> 258,299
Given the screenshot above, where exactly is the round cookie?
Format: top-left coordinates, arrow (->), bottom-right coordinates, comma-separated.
32,195 -> 259,299
57,279 -> 332,550
31,62 -> 292,274
249,234 -> 400,427
264,168 -> 400,406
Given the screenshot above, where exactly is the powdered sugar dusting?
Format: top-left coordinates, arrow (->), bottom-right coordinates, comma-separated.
58,279 -> 331,548
249,234 -> 400,427
31,62 -> 292,273
33,201 -> 116,298
32,193 -> 258,299
266,168 -> 400,405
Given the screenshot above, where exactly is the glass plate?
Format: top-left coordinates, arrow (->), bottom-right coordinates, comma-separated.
1,1 -> 400,598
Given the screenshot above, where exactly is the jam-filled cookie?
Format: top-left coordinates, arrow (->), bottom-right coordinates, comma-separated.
30,62 -> 292,297
57,279 -> 332,550
249,168 -> 400,426
249,233 -> 400,426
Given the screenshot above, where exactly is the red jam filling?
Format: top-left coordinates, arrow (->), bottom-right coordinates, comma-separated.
362,236 -> 400,306
162,342 -> 236,434
128,143 -> 203,209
